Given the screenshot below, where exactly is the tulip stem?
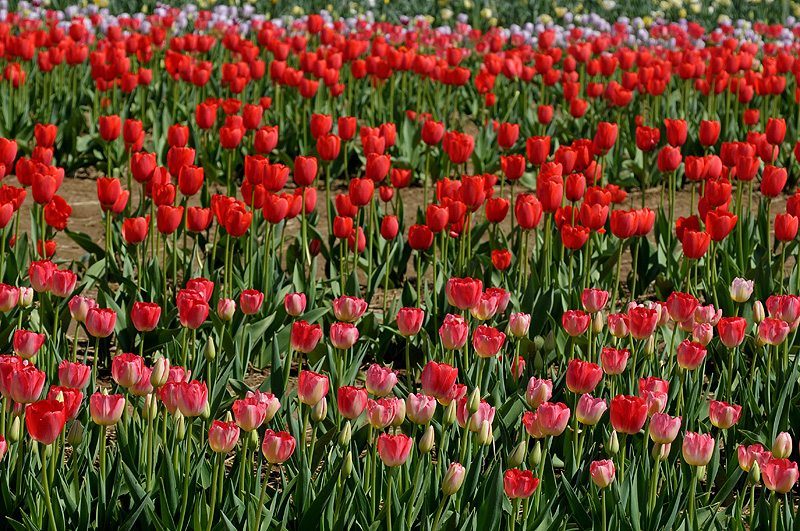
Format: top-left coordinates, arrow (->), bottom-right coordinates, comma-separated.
206,452 -> 219,531
177,419 -> 192,530
648,458 -> 660,516
385,467 -> 394,531
382,240 -> 391,318
611,241 -> 623,311
432,495 -> 448,531
239,435 -> 249,500
687,465 -> 698,527
406,452 -> 424,527
405,340 -> 413,392
771,493 -> 779,531
301,187 -> 310,268
601,488 -> 608,531
254,463 -> 273,531
41,443 -> 57,531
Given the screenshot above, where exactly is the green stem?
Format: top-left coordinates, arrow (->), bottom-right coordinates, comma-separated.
41,443 -> 57,531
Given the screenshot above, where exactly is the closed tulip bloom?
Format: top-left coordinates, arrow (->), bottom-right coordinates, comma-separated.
407,393 -> 436,424
231,396 -> 268,432
766,117 -> 787,145
717,317 -> 747,348
761,165 -> 787,198
705,208 -> 737,242
536,402 -> 570,436
13,330 -> 44,359
380,215 -> 399,240
759,318 -> 791,346
445,277 -> 483,310
377,433 -> 413,467
775,214 -> 799,242
667,292 -> 699,323
397,307 -> 424,336
601,347 -> 629,375
709,400 -> 742,429
526,378 -> 553,409
763,459 -> 799,493
25,399 -> 67,445
576,394 -> 607,425
293,156 -> 318,187
562,310 -> 591,337
215,298 -> 235,321
566,359 -> 603,394
515,194 -> 544,230
581,289 -> 609,313
330,322 -> 359,350
111,353 -> 144,388
29,260 -> 55,293
365,364 -> 397,397
337,386 -> 368,419
208,420 -> 239,453
177,290 -> 209,329
730,278 -> 754,303
290,320 -> 323,353
664,119 -> 687,146
649,412 -> 681,444
683,432 -> 715,466
297,370 -> 329,406
497,122 -> 520,149
473,326 -> 505,358
99,115 -> 121,142
773,432 -> 793,459
421,361 -> 458,400
285,293 -> 306,316
366,398 -> 396,429
156,205 -> 184,235
0,284 -> 19,312
177,380 -> 208,417
590,460 -> 616,488
58,360 -> 90,389
262,429 -> 296,464
504,469 -> 540,499
47,386 -> 83,421
89,392 -> 125,426
676,340 -> 707,370
608,314 -> 630,338
610,395 -> 648,435
508,313 -> 531,338
699,120 -> 721,146
86,308 -> 116,338
122,216 -> 150,245
239,290 -> 264,315
332,295 -> 367,322
408,224 -> 434,250
130,301 -> 161,332
439,314 -> 469,351
442,463 -> 466,495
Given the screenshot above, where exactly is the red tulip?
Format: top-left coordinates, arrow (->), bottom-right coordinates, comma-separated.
766,117 -> 787,145
699,120 -> 721,146
775,214 -> 799,242
566,359 -> 602,394
25,399 -> 66,444
122,216 -> 149,245
99,115 -> 121,142
408,224 -> 434,251
262,429 -> 296,464
130,301 -> 161,332
504,469 -> 540,499
377,433 -> 413,467
609,395 -> 647,434
90,392 -> 125,425
86,308 -> 116,338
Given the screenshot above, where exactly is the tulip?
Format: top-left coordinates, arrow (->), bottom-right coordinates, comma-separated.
445,277 -> 483,310
600,347 -> 629,375
377,433 -> 413,467
562,310 -> 591,337
111,353 -> 144,388
759,318 -> 791,346
130,301 -> 161,332
365,364 -> 397,397
439,314 -> 469,351
262,429 -> 296,464
337,386 -> 368,420
590,459 -> 616,488
58,360 -> 90,389
285,293 -> 306,316
366,398 -> 396,429
773,432 -> 793,459
581,289 -> 609,313
730,278 -> 754,303
456,396 -> 496,432
332,295 -> 367,322
290,320 -> 323,353
177,380 -> 208,417
472,326 -> 505,358
708,400 -> 742,429
763,459 -> 799,493
298,371 -> 329,406
406,393 -> 436,425
676,340 -> 707,370
682,432 -> 715,466
526,378 -> 553,409
576,394 -> 607,425
442,462 -> 466,495
90,392 -> 125,425
12,330 -> 45,359
209,420 -> 239,453
397,307 -> 424,336
421,361 -> 458,400
86,308 -> 116,338
649,413 -> 681,444
504,469 -> 539,499
610,395 -> 647,435
25,399 -> 67,445
536,402 -> 570,436
738,444 -> 773,472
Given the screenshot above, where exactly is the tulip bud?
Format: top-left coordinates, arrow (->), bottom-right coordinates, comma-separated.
19,287 -> 33,307
748,461 -> 761,484
390,399 -> 406,427
477,419 -> 492,445
419,425 -> 435,453
533,335 -> 544,352
248,429 -> 260,448
652,442 -> 670,462
341,451 -> 353,478
338,421 -> 352,447
467,387 -> 481,415
533,351 -> 544,372
592,312 -> 604,334
644,336 -> 655,356
175,411 -> 185,440
42,444 -> 52,458
753,301 -> 765,324
606,430 -> 619,455
529,441 -> 542,467
201,401 -> 211,420
442,463 -> 466,495
151,357 -> 170,388
142,394 -> 154,419
8,417 -> 20,442
443,401 -> 457,427
508,440 -> 526,468
204,339 -> 217,362
773,432 -> 792,459
67,420 -> 83,446
312,397 -> 328,422
544,330 -> 555,352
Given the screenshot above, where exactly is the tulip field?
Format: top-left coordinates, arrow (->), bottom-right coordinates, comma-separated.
6,4 -> 800,531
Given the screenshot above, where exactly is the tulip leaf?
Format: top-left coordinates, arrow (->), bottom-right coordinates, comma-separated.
476,464 -> 502,531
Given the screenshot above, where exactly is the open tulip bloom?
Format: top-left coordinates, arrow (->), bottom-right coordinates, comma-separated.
3,6 -> 800,531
